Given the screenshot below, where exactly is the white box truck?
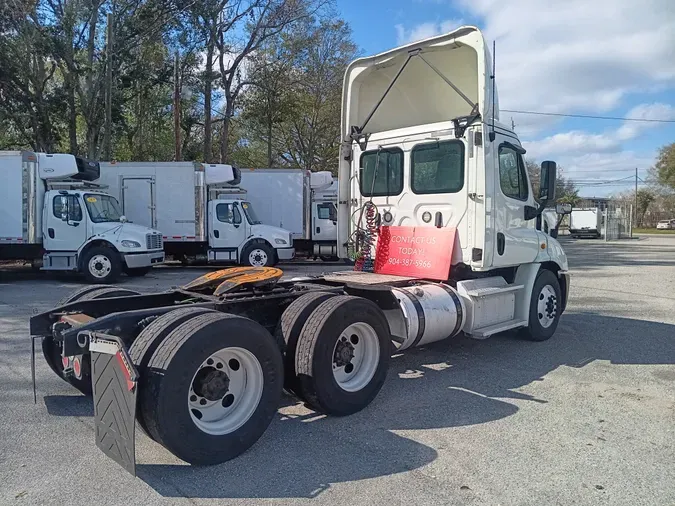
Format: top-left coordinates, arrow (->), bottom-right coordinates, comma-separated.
32,26 -> 573,474
97,161 -> 295,266
569,207 -> 601,238
0,151 -> 164,282
238,168 -> 339,260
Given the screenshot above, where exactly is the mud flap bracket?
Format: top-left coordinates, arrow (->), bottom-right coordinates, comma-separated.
88,332 -> 139,476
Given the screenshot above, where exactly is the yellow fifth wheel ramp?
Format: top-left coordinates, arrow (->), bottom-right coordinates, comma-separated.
181,266 -> 284,295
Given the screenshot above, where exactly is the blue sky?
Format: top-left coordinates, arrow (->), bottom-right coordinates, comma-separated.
336,0 -> 675,197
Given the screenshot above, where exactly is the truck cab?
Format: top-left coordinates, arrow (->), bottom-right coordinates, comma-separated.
38,154 -> 164,282
207,189 -> 294,267
337,26 -> 571,340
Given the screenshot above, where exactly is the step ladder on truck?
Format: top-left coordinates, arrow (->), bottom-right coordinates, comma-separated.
29,25 -> 572,476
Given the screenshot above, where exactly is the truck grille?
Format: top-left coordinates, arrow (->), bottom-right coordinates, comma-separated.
146,233 -> 163,250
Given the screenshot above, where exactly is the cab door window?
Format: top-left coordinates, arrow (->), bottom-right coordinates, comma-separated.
498,146 -> 529,201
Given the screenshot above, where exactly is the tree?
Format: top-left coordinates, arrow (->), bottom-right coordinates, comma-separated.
525,159 -> 579,206
636,189 -> 656,226
654,142 -> 675,190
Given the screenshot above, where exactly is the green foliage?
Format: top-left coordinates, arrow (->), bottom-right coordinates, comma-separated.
525,158 -> 579,206
654,142 -> 675,190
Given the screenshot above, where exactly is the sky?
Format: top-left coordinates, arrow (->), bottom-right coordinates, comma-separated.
335,0 -> 675,197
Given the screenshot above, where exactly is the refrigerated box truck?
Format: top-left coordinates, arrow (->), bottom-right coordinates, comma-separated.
569,207 -> 601,238
98,162 -> 294,266
0,151 -> 164,282
238,168 -> 339,260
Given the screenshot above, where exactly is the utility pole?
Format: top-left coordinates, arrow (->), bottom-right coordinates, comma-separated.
511,117 -> 516,131
103,12 -> 113,161
634,167 -> 638,225
173,51 -> 182,161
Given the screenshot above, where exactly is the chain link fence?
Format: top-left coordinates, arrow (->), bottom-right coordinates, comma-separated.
603,203 -> 633,241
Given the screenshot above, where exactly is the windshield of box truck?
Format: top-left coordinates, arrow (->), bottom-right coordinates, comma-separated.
241,201 -> 262,224
84,194 -> 124,223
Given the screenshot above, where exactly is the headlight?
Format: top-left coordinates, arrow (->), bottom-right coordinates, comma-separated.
275,238 -> 287,245
121,240 -> 141,248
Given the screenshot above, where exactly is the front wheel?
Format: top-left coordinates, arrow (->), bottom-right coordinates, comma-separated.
521,269 -> 562,342
81,247 -> 121,283
242,243 -> 275,267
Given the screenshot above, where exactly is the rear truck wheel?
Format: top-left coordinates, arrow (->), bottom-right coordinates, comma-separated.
522,269 -> 562,342
43,287 -> 140,395
129,306 -> 218,440
123,266 -> 151,277
139,312 -> 283,464
81,246 -> 121,284
242,243 -> 275,267
274,291 -> 338,395
294,296 -> 390,416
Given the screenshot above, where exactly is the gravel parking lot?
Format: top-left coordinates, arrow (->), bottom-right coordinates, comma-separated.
1,237 -> 674,506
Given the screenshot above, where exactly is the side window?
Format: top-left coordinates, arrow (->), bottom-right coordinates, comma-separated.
317,203 -> 335,220
499,146 -> 529,201
53,195 -> 82,221
411,140 -> 464,194
360,148 -> 404,197
232,203 -> 242,225
216,203 -> 233,223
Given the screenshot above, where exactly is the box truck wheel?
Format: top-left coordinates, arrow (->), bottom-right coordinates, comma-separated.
42,287 -> 140,395
243,243 -> 275,267
139,312 -> 283,465
522,269 -> 562,342
274,291 -> 338,395
81,246 -> 121,283
294,296 -> 390,416
129,306 -> 219,440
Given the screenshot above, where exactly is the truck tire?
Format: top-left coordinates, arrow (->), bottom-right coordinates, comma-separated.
274,291 -> 338,395
81,246 -> 121,284
521,269 -> 562,342
242,243 -> 275,267
139,312 -> 283,464
295,296 -> 390,416
42,287 -> 140,395
129,306 -> 218,439
123,266 -> 152,277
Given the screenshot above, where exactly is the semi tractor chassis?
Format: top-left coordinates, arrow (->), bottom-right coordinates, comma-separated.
30,265 -> 566,476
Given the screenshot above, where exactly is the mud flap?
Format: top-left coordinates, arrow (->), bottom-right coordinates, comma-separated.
88,332 -> 138,476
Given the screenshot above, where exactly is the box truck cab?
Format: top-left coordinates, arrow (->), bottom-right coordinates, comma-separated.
97,162 -> 294,267
0,151 -> 164,283
237,169 -> 339,260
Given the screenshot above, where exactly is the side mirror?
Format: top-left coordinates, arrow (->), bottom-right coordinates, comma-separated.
539,161 -> 557,202
555,203 -> 572,215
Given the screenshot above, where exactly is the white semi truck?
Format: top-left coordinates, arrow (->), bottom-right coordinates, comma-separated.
97,161 -> 295,266
0,151 -> 164,283
238,168 -> 339,260
31,26 -> 571,475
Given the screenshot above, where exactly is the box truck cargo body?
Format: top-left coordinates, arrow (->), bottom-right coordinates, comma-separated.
0,151 -> 164,282
238,168 -> 338,259
569,208 -> 601,238
98,162 -> 294,266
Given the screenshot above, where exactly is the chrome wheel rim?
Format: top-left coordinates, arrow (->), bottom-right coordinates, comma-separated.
88,255 -> 112,279
332,322 -> 380,392
537,284 -> 558,329
188,347 -> 264,435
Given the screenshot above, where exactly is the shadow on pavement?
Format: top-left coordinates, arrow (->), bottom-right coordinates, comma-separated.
34,310 -> 675,499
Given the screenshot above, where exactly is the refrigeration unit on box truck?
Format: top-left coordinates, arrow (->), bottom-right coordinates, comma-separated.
238,168 -> 339,260
31,25 -> 574,477
98,161 -> 294,266
569,208 -> 602,238
0,151 -> 164,282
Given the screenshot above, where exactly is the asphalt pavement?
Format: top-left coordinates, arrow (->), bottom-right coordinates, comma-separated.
1,238 -> 674,505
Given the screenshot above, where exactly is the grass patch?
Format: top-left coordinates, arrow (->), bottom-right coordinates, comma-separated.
633,228 -> 675,234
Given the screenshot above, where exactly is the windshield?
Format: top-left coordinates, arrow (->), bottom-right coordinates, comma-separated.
241,201 -> 262,224
84,193 -> 123,223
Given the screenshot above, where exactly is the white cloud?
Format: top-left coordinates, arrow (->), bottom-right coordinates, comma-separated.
395,19 -> 464,45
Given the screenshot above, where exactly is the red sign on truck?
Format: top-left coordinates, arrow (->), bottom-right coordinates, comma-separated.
373,226 -> 456,280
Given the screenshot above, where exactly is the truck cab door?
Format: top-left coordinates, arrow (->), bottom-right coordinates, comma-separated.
491,138 -> 539,267
208,201 -> 247,250
43,193 -> 88,251
313,202 -> 337,241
